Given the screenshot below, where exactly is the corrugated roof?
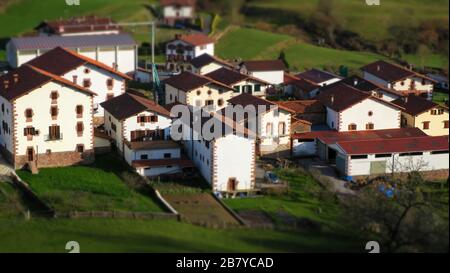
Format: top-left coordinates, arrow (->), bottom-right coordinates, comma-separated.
337,135 -> 449,155
10,34 -> 136,50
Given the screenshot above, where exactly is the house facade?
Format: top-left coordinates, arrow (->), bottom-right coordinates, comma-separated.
26,47 -> 131,124
0,65 -> 95,171
161,0 -> 196,26
361,60 -> 437,100
7,34 -> 137,74
165,34 -> 215,72
392,95 -> 449,136
188,54 -> 233,75
164,71 -> 233,111
239,60 -> 285,85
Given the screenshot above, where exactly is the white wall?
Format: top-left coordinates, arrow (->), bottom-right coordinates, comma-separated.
123,111 -> 172,142
194,43 -> 214,58
326,108 -> 339,130
163,6 -> 194,18
249,71 -> 284,85
258,108 -> 291,150
14,81 -> 93,156
197,62 -> 224,75
230,79 -> 268,98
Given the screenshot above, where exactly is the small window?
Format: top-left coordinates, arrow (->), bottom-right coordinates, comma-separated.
46,149 -> 52,155
431,109 -> 438,115
368,111 -> 373,117
423,121 -> 430,130
421,79 -> 426,85
50,106 -> 58,119
207,90 -> 212,95
218,99 -> 224,107
76,144 -> 84,153
234,86 -> 240,93
150,116 -> 158,122
83,79 -> 91,88
254,84 -> 261,92
50,91 -> 59,101
140,154 -> 148,160
138,116 -> 146,123
205,100 -> 214,106
400,81 -> 405,86
84,68 -> 90,74
1,104 -> 4,113
375,154 -> 392,158
400,152 -> 423,157
76,122 -> 84,136
107,78 -> 114,90
366,123 -> 374,130
431,150 -> 449,155
348,124 -> 357,131
164,153 -> 171,159
76,105 -> 83,117
25,108 -> 33,121
72,75 -> 78,84
196,90 -> 201,96
444,120 -> 449,129
351,155 -> 368,160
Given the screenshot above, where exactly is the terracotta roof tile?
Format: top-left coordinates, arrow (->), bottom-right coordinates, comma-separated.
242,60 -> 286,72
189,53 -> 232,69
36,16 -> 120,35
392,94 -> 446,116
174,33 -> 215,46
296,69 -> 341,84
164,71 -> 233,92
361,60 -> 436,83
206,67 -> 269,86
275,100 -> 325,114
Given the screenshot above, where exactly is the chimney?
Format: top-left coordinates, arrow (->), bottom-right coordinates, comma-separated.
404,96 -> 409,104
376,65 -> 381,71
330,95 -> 335,104
13,74 -> 19,83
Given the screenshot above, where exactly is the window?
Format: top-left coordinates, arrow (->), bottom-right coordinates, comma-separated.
254,84 -> 261,92
423,121 -> 430,130
164,153 -> 171,159
278,122 -> 286,136
375,154 -> 392,158
196,90 -> 201,96
140,154 -> 148,160
50,106 -> 58,119
50,91 -> 59,102
76,122 -> 84,136
431,109 -> 438,115
106,78 -> 114,90
400,81 -> 405,86
169,94 -> 173,101
438,109 -> 445,115
111,123 -> 117,132
234,86 -> 240,93
76,105 -> 83,118
444,120 -> 449,129
366,123 -> 374,130
24,127 -> 36,140
83,79 -> 91,88
376,92 -> 383,99
266,123 -> 273,136
76,144 -> 84,153
25,108 -> 33,122
138,116 -> 146,123
46,149 -> 51,155
207,90 -> 212,95
150,116 -> 158,123
431,150 -> 449,155
48,125 -> 61,140
218,99 -> 224,107
1,104 -> 3,113
400,152 -> 423,157
205,100 -> 214,106
421,79 -> 426,85
84,68 -> 90,74
368,111 -> 373,117
351,155 -> 368,160
348,124 -> 357,131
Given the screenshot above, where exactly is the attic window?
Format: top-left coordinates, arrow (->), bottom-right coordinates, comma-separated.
196,90 -> 201,96
84,68 -> 91,74
83,79 -> 92,88
25,108 -> 33,122
348,124 -> 357,131
207,90 -> 212,95
50,91 -> 59,102
368,111 -> 373,116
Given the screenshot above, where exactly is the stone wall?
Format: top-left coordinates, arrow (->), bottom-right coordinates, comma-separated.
14,150 -> 95,169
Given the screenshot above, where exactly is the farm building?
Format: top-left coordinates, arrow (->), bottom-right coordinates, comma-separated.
238,60 -> 286,85
188,53 -> 233,75
35,16 -> 121,36
296,69 -> 342,88
205,67 -> 270,98
392,94 -> 449,136
334,135 -> 449,181
283,73 -> 320,99
6,34 -> 137,74
160,0 -> 196,26
361,60 -> 437,100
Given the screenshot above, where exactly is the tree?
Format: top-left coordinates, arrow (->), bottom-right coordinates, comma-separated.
342,172 -> 449,252
278,50 -> 289,69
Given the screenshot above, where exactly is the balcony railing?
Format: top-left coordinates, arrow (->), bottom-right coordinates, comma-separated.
45,133 -> 63,141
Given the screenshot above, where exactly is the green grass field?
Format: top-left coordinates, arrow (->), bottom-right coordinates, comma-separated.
247,0 -> 449,42
433,91 -> 449,106
0,182 -> 25,218
0,218 -> 360,252
16,155 -> 164,212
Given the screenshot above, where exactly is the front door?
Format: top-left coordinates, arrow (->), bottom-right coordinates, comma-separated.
27,147 -> 34,162
227,178 -> 237,192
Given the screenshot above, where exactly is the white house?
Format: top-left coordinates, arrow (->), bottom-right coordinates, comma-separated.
164,71 -> 234,111
296,69 -> 342,88
239,60 -> 286,85
205,67 -> 270,98
283,73 -> 320,99
35,16 -> 121,36
160,0 -> 196,26
225,93 -> 294,155
188,53 -> 233,75
101,92 -> 192,177
166,34 -> 215,72
7,34 -> 137,74
0,64 -> 96,171
25,47 -> 131,124
334,135 -> 449,180
361,60 -> 437,100
173,107 -> 256,194
317,83 -> 402,132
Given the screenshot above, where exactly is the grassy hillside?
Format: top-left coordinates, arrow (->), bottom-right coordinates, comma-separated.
247,0 -> 449,42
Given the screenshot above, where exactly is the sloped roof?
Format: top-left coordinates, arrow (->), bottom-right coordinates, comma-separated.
336,75 -> 404,97
284,73 -> 320,93
189,53 -> 233,69
160,0 -> 196,6
242,60 -> 286,72
172,33 -> 215,46
206,67 -> 269,86
392,94 -> 447,116
100,92 -> 170,120
9,34 -> 136,50
361,60 -> 436,83
35,16 -> 120,35
296,68 -> 341,84
337,135 -> 449,155
164,71 -> 232,92
275,100 -> 325,114
26,47 -> 132,79
0,64 -> 96,101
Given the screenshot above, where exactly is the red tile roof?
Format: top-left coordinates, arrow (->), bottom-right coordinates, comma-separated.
296,69 -> 341,84
275,100 -> 325,114
329,75 -> 404,97
100,92 -> 170,120
284,73 -> 319,93
206,67 -> 269,86
242,60 -> 286,72
164,71 -> 233,92
27,47 -> 132,80
392,94 -> 447,116
361,60 -> 436,83
160,0 -> 196,7
174,33 -> 215,46
36,16 -> 120,35
189,53 -> 232,69
337,135 -> 449,155
292,127 -> 427,144
0,64 -> 96,101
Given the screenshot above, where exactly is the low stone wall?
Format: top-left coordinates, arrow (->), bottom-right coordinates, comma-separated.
14,150 -> 95,170
353,169 -> 449,183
